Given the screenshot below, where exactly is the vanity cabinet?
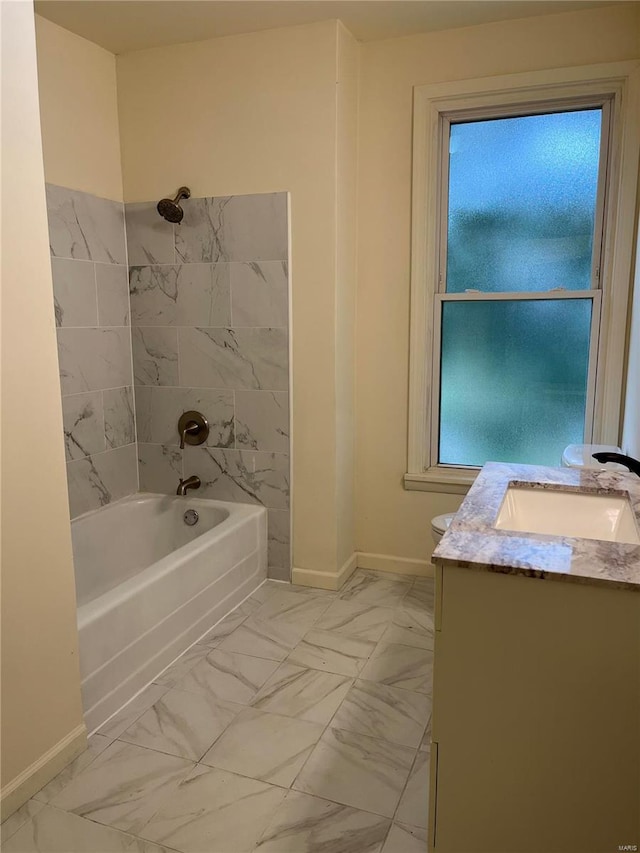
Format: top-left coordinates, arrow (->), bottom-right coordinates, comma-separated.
429,563 -> 640,853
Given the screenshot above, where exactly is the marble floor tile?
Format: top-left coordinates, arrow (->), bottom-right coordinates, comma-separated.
153,644 -> 210,687
315,599 -> 394,641
253,588 -> 332,629
251,662 -> 352,724
420,714 -> 432,751
381,822 -> 429,853
140,764 -> 286,853
331,680 -> 431,748
247,580 -> 283,604
1,805 -> 134,853
255,790 -> 390,853
339,571 -> 412,608
287,630 -> 375,677
50,741 -> 193,835
411,577 -> 435,598
97,684 -> 169,739
293,727 -> 415,818
125,839 -> 178,853
360,644 -> 433,695
379,608 -> 435,651
284,583 -> 336,598
175,648 -> 279,704
400,582 -> 435,633
1,801 -> 44,845
118,688 -> 243,761
395,749 -> 430,828
218,614 -> 301,661
201,707 -> 324,787
197,608 -> 251,647
33,734 -> 112,803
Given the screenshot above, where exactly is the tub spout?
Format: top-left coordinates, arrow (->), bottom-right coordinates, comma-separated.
177,475 -> 201,496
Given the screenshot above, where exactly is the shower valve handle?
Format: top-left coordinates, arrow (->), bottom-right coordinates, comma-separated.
179,421 -> 199,449
177,410 -> 209,449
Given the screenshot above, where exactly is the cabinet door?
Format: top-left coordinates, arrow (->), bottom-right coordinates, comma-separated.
431,564 -> 640,853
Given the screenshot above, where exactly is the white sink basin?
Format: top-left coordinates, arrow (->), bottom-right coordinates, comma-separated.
494,486 -> 640,544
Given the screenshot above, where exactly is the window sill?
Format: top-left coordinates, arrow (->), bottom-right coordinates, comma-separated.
403,468 -> 478,494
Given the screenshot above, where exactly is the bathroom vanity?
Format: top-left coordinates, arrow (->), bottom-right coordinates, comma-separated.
430,462 -> 640,853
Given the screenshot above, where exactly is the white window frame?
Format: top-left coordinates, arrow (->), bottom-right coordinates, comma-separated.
405,62 -> 640,494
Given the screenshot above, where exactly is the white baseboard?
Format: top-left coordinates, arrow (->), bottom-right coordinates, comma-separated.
1,723 -> 87,821
357,552 -> 434,578
292,552 -> 358,591
292,551 -> 432,590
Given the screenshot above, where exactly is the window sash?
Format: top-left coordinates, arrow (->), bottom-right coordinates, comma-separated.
437,98 -> 613,298
430,290 -> 602,470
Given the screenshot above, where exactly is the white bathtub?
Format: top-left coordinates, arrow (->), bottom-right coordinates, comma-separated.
72,493 -> 267,732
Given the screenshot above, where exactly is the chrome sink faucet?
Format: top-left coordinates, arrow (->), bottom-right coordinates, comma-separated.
592,452 -> 640,477
177,475 -> 201,496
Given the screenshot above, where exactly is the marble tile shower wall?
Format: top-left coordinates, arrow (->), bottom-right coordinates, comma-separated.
125,193 -> 291,579
46,185 -> 137,519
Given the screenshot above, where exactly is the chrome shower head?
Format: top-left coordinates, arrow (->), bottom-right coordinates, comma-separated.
157,186 -> 191,223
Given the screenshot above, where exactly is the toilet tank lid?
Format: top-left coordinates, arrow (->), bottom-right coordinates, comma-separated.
561,443 -> 624,470
432,513 -> 455,534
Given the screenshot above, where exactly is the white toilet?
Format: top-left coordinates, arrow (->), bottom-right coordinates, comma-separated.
431,513 -> 455,547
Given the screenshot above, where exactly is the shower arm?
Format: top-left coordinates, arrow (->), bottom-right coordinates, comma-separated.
171,187 -> 191,204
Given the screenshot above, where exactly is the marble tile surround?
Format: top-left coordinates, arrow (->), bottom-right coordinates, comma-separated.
4,571 -> 433,853
46,185 -> 137,519
46,186 -> 290,574
126,193 -> 291,579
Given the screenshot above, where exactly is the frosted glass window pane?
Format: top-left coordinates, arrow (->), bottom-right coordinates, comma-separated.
439,299 -> 592,467
447,110 -> 602,293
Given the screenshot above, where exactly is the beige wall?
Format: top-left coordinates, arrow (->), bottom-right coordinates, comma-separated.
623,218 -> 640,459
117,21 -> 355,577
1,1 -> 85,816
335,23 -> 359,570
35,15 -> 123,201
355,4 -> 640,564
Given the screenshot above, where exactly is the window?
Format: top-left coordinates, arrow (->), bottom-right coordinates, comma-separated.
438,107 -> 604,468
406,64 -> 640,492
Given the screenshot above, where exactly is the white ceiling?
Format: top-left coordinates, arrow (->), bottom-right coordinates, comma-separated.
34,0 -> 623,55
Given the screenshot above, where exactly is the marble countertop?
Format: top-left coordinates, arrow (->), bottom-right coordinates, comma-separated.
433,461 -> 640,591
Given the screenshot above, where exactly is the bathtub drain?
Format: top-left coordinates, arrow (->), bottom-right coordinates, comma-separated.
183,509 -> 199,526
